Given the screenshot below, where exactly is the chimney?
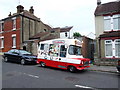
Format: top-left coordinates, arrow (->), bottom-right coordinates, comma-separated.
29,6 -> 34,14
17,5 -> 24,13
97,0 -> 101,5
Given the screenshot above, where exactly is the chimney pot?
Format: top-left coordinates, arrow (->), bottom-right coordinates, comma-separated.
17,5 -> 24,13
29,6 -> 34,14
97,0 -> 101,5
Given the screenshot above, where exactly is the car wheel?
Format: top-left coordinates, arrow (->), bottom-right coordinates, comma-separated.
4,57 -> 8,62
117,68 -> 120,72
40,62 -> 46,67
68,66 -> 77,73
21,59 -> 26,65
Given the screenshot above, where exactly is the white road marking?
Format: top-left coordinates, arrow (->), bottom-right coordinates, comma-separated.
75,85 -> 94,89
23,73 -> 39,78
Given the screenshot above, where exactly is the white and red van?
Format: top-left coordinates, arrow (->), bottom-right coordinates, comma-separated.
37,39 -> 90,72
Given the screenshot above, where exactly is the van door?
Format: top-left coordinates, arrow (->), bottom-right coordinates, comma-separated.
58,45 -> 67,69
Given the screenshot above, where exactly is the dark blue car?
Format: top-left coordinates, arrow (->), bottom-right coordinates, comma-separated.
3,49 -> 37,65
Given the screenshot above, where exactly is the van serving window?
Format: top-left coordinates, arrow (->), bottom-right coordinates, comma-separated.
60,45 -> 67,57
40,44 -> 44,50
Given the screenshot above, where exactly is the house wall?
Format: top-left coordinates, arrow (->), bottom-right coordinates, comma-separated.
95,16 -> 104,37
100,40 -> 105,58
60,32 -> 70,39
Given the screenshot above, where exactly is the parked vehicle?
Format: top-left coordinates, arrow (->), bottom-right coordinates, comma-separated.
37,39 -> 90,72
3,49 -> 37,65
117,60 -> 120,72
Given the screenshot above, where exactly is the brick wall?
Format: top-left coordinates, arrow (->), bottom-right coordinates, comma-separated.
1,16 -> 21,52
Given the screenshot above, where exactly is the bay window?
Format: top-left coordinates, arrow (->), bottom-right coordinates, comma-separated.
104,14 -> 120,31
105,39 -> 120,58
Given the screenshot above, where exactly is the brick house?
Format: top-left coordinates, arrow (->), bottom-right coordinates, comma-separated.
94,0 -> 120,65
0,5 -> 59,55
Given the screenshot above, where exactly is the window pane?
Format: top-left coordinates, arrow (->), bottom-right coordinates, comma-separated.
40,44 -> 44,50
12,37 -> 16,47
60,45 -> 67,57
104,19 -> 111,31
68,45 -> 81,56
118,17 -> 120,29
13,19 -> 16,29
115,39 -> 120,57
105,44 -> 112,56
113,18 -> 118,30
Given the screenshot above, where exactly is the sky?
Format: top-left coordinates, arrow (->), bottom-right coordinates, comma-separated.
0,0 -> 115,36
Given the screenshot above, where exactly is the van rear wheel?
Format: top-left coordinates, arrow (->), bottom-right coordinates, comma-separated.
40,62 -> 46,67
68,66 -> 77,73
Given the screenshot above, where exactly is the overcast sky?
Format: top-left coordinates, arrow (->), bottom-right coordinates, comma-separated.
0,0 -> 115,35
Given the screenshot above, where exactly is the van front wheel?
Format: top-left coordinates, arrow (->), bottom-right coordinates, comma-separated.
40,62 -> 46,67
68,66 -> 77,73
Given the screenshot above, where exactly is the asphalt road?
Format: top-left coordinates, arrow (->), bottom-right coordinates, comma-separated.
1,56 -> 120,89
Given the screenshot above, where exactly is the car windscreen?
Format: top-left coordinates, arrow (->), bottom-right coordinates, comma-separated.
19,50 -> 31,55
68,45 -> 82,55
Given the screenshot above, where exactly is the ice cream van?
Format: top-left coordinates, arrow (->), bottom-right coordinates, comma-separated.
37,39 -> 90,72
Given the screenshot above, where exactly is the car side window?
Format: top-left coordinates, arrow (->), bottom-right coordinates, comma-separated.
8,50 -> 15,53
14,50 -> 19,55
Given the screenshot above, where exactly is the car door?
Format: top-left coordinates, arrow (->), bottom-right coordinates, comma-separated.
5,50 -> 15,61
12,50 -> 21,63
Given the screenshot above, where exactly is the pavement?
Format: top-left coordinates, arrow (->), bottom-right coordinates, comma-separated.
88,64 -> 118,73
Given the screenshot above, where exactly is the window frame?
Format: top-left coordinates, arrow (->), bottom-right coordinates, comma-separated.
105,40 -> 113,58
0,36 -> 4,49
114,39 -> 120,58
0,21 -> 4,33
113,14 -> 120,30
104,16 -> 111,31
12,34 -> 16,48
12,17 -> 16,31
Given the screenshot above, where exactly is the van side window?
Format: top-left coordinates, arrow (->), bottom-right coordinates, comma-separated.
40,44 -> 44,50
49,44 -> 59,57
60,45 -> 67,57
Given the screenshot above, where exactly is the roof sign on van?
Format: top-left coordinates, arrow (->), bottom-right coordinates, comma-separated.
53,40 -> 65,44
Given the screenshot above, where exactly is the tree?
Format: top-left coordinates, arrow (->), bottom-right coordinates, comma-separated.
73,32 -> 81,39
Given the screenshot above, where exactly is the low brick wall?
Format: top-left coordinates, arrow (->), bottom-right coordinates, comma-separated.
94,58 -> 119,66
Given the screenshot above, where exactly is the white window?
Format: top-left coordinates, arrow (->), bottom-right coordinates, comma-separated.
0,36 -> 4,48
104,14 -> 120,31
105,39 -> 120,58
105,40 -> 113,57
104,16 -> 111,31
113,15 -> 120,30
12,17 -> 16,30
12,34 -> 16,48
0,21 -> 4,32
115,39 -> 120,58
